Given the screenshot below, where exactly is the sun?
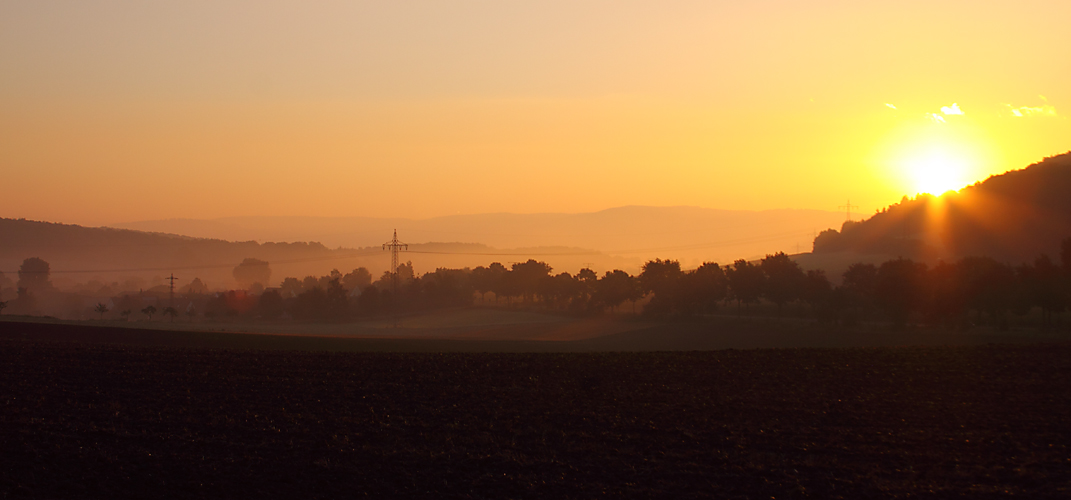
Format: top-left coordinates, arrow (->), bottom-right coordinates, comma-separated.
877,114 -> 995,198
904,147 -> 972,195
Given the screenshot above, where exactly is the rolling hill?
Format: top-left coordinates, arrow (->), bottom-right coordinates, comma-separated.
111,206 -> 845,269
0,219 -> 634,290
810,151 -> 1071,266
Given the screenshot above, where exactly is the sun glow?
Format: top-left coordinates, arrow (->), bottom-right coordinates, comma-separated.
877,117 -> 996,199
903,147 -> 973,195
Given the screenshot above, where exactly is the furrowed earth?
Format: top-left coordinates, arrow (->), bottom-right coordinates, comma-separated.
1,321 -> 1069,498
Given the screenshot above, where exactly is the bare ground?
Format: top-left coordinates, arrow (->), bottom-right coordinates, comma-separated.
1,321 -> 1070,498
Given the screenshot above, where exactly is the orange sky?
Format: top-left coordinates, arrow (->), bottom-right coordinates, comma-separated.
1,1 -> 1068,226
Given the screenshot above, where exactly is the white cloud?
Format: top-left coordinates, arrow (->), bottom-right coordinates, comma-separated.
928,113 -> 946,123
1007,102 -> 1058,117
940,103 -> 964,115
885,103 -> 896,109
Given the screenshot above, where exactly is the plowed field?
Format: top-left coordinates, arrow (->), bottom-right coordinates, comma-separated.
2,334 -> 1070,498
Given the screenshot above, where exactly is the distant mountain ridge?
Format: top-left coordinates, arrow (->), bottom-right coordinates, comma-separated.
812,151 -> 1071,264
112,205 -> 846,267
0,219 -> 634,290
2,206 -> 846,290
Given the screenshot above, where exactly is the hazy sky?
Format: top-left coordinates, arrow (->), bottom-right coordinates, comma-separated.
2,0 -> 1068,226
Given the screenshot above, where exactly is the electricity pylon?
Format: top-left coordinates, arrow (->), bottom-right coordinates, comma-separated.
382,229 -> 408,293
838,200 -> 857,222
166,273 -> 178,308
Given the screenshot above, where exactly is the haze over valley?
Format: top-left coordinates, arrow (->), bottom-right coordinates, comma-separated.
3,3 -> 1071,498
111,206 -> 846,271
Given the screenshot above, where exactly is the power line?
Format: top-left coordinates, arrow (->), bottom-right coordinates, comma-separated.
1,229 -> 821,275
0,248 -> 388,274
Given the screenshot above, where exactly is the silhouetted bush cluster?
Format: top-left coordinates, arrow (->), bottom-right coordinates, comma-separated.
210,235 -> 1071,328
630,238 -> 1071,329
831,251 -> 1071,329
7,236 -> 1069,329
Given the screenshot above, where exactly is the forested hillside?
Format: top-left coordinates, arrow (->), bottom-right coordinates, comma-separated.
813,152 -> 1071,264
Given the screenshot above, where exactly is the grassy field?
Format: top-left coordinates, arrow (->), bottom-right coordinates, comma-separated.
2,322 -> 1070,498
2,312 -> 1063,352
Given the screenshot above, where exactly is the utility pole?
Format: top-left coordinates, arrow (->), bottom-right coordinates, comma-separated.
382,230 -> 408,294
838,200 -> 857,222
166,273 -> 178,308
382,230 -> 408,328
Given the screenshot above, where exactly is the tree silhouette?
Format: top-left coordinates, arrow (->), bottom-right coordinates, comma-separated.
342,267 -> 373,292
841,262 -> 878,320
356,286 -> 381,316
1018,255 -> 1065,326
162,306 -> 178,322
842,263 -> 877,297
801,269 -> 832,318
576,268 -> 598,306
470,266 -> 495,303
535,273 -> 557,307
17,257 -> 51,293
1062,237 -> 1071,312
545,272 -> 584,310
94,303 -> 108,320
760,252 -> 805,313
326,279 -> 351,319
183,277 -> 208,295
279,277 -> 303,298
811,228 -> 845,253
142,305 -> 157,321
511,260 -> 553,304
120,309 -> 132,321
679,262 -> 727,315
924,260 -> 965,327
393,262 -> 416,287
482,262 -> 508,304
958,256 -> 1014,327
257,289 -> 285,320
13,287 -> 36,315
874,258 -> 927,327
233,258 -> 272,289
422,268 -> 473,309
594,270 -> 640,313
292,287 -> 329,321
639,259 -> 682,315
0,301 -> 6,316
725,259 -> 764,311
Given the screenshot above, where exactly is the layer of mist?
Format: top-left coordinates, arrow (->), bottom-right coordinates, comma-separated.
112,206 -> 846,268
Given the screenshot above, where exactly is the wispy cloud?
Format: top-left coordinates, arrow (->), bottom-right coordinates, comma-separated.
1006,97 -> 1058,117
940,103 -> 964,115
885,103 -> 896,109
925,102 -> 962,122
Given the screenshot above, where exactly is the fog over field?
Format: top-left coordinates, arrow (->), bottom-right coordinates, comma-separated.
3,2 -> 1071,498
112,206 -> 846,270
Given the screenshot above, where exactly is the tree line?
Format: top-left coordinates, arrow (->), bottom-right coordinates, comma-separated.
206,236 -> 1071,328
4,236 -> 1070,329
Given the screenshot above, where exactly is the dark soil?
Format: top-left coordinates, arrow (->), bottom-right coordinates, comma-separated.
2,329 -> 1070,498
2,317 -> 1056,352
